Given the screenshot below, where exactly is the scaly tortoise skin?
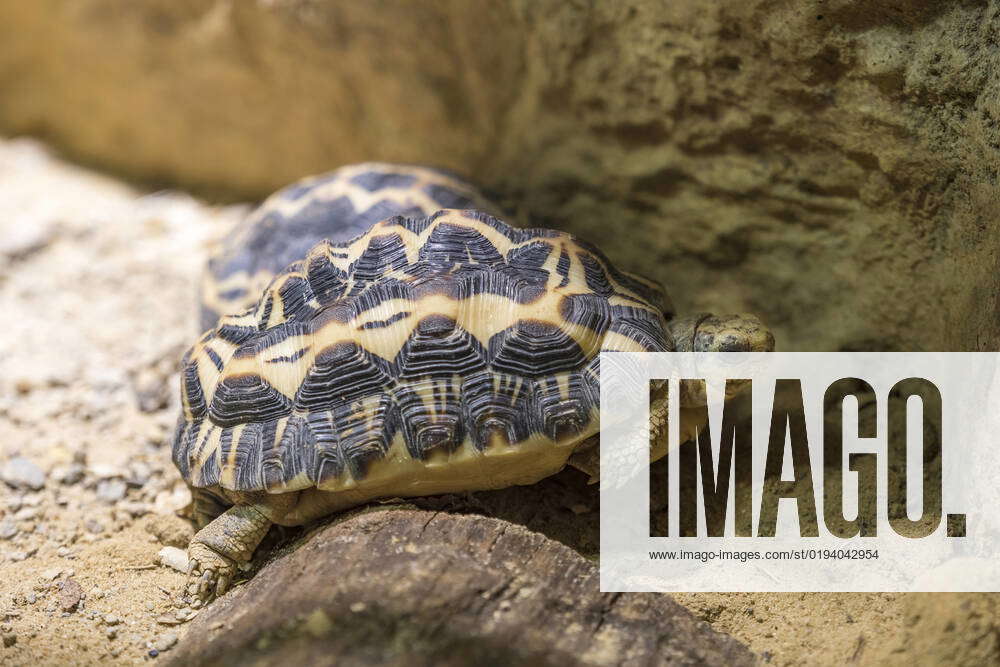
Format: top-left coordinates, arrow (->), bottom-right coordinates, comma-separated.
173,163 -> 774,605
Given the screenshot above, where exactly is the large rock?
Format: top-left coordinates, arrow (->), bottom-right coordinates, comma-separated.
167,508 -> 755,666
1,1 -> 998,352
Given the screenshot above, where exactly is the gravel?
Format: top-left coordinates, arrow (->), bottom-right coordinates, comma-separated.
57,579 -> 83,612
154,632 -> 178,652
95,479 -> 127,503
2,457 -> 46,490
0,520 -> 17,540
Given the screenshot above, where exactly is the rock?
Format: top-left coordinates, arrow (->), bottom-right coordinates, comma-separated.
0,3 -> 999,353
132,370 -> 170,413
52,463 -> 85,485
84,519 -> 104,534
89,464 -> 122,480
155,633 -> 178,652
1,632 -> 15,647
12,507 -> 38,522
0,219 -> 54,262
96,479 -> 127,503
167,509 -> 754,666
58,578 -> 83,613
2,457 -> 45,490
0,520 -> 16,540
156,546 -> 189,574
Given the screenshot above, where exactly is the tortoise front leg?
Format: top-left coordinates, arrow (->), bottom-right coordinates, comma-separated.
185,492 -> 296,605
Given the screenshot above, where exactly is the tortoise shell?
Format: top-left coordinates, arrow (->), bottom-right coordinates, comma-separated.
199,163 -> 498,331
173,201 -> 675,497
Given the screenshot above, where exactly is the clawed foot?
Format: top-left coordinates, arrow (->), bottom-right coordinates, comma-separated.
183,541 -> 236,606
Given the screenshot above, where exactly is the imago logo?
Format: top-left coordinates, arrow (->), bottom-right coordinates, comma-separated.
599,353 -> 1000,593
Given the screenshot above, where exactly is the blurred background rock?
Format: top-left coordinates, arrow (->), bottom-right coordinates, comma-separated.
2,0 -> 997,353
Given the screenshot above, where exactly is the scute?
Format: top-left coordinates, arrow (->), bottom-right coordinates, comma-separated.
177,172 -> 674,495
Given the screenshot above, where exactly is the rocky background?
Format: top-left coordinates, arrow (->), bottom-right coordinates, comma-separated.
0,1 -> 998,665
2,0 -> 999,353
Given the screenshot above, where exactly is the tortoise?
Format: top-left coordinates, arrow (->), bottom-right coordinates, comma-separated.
173,163 -> 774,605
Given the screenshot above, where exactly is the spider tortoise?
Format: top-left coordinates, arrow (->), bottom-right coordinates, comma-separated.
173,163 -> 774,605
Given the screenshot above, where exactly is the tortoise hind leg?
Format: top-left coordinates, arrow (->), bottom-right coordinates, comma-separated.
184,492 -> 296,606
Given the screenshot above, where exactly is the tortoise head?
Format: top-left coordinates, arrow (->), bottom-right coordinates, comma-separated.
667,312 -> 775,408
668,312 -> 775,353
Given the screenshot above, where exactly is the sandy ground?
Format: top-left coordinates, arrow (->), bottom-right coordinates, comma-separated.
0,138 -> 931,665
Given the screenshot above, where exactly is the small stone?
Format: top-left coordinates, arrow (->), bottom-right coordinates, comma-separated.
13,507 -> 38,521
96,479 -> 127,503
89,464 -> 121,479
155,614 -> 182,626
148,649 -> 160,658
106,627 -> 117,640
0,520 -> 16,540
0,219 -> 54,261
58,578 -> 83,612
25,592 -> 36,605
56,546 -> 73,558
156,546 -> 189,573
2,458 -> 46,490
154,633 -> 178,652
1,632 -> 15,647
104,614 -> 121,626
41,567 -> 61,581
7,551 -> 28,562
84,519 -> 104,534
125,461 -> 152,487
53,463 -> 85,485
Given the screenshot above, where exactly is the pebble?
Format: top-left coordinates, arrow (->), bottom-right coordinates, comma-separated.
125,461 -> 152,487
25,592 -> 36,604
41,567 -> 62,581
0,520 -> 16,540
96,479 -> 127,503
84,519 -> 104,534
154,614 -> 182,626
1,632 -> 15,647
154,633 -> 178,652
156,546 -> 189,573
58,578 -> 83,612
7,551 -> 30,562
104,614 -> 121,626
106,627 -> 117,640
13,507 -> 39,521
89,463 -> 122,479
53,463 -> 85,485
1,458 -> 46,490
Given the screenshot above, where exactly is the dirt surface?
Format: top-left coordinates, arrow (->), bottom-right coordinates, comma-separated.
0,140 -> 994,666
